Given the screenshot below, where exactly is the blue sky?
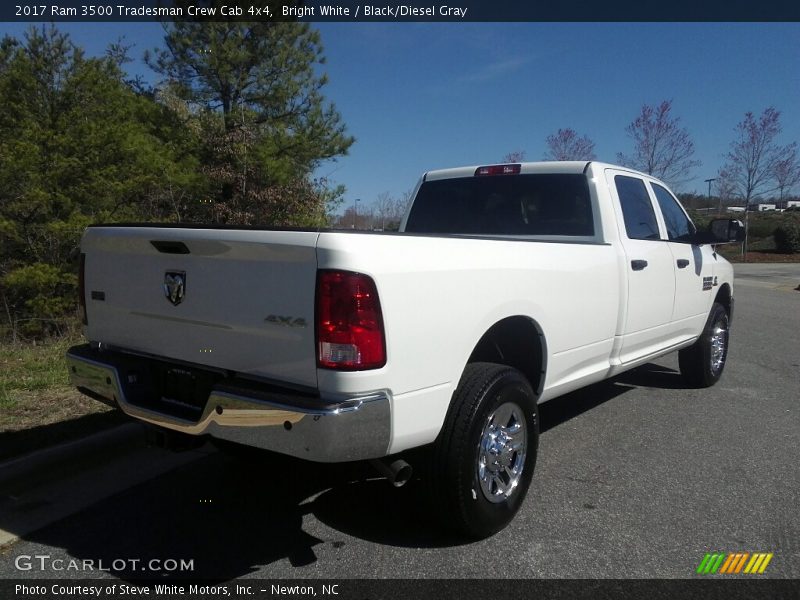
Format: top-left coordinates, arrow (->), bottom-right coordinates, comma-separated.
2,22 -> 799,209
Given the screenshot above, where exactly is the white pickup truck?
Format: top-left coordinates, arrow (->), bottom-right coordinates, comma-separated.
67,161 -> 743,538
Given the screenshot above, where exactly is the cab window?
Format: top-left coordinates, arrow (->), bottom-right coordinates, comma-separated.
614,176 -> 660,240
404,174 -> 594,236
651,183 -> 696,241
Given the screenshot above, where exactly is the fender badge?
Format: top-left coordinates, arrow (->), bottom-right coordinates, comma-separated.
264,315 -> 307,328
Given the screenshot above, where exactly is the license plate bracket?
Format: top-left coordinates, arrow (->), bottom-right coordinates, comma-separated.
161,367 -> 198,406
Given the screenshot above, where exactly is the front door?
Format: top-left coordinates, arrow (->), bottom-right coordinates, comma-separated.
648,181 -> 714,339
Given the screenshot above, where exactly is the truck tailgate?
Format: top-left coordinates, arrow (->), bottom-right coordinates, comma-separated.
81,226 -> 320,388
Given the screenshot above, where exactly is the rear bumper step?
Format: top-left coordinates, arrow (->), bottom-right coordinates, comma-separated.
66,344 -> 391,462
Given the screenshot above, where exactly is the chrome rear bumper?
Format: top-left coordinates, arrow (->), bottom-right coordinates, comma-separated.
66,344 -> 391,462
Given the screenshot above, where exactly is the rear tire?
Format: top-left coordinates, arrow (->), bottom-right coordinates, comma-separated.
679,302 -> 730,388
427,362 -> 539,539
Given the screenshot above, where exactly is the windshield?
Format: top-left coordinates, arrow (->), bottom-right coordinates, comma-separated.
404,173 -> 594,236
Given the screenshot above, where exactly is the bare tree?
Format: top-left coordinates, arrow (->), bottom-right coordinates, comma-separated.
721,107 -> 792,207
544,128 -> 596,161
373,191 -> 396,230
337,190 -> 415,232
334,206 -> 374,230
381,189 -> 414,231
616,100 -> 700,186
715,168 -> 739,213
397,188 -> 414,216
502,150 -> 526,163
773,145 -> 800,202
366,190 -> 417,230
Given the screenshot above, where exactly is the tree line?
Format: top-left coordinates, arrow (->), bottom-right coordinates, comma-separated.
506,99 -> 800,204
0,21 -> 353,340
2,22 -> 797,340
329,191 -> 414,231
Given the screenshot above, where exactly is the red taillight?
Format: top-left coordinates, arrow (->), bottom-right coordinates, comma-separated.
78,252 -> 87,325
475,164 -> 521,176
316,270 -> 386,370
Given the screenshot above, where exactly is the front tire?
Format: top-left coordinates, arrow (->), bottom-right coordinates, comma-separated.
679,302 -> 730,388
427,362 -> 539,539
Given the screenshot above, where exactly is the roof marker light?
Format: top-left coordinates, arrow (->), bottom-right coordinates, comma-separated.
474,164 -> 521,176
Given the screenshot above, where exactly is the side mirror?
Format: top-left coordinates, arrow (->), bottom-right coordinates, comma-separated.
709,219 -> 745,243
690,219 -> 745,245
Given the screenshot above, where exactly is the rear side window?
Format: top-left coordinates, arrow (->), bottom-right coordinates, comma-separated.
651,183 -> 696,241
404,174 -> 594,236
615,175 -> 660,240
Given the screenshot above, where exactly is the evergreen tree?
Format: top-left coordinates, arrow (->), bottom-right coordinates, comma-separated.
0,26 -> 200,337
146,11 -> 353,223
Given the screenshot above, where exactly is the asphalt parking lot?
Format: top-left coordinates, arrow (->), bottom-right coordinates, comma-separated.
1,265 -> 798,580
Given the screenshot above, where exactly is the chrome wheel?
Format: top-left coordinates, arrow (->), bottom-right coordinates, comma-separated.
477,401 -> 527,503
432,363 -> 538,538
709,313 -> 729,375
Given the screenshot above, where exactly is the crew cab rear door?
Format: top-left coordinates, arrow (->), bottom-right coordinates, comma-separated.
606,170 -> 675,363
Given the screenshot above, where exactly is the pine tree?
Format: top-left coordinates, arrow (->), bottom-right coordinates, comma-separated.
146,14 -> 354,183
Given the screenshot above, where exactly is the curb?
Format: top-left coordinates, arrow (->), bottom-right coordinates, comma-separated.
0,422 -> 145,488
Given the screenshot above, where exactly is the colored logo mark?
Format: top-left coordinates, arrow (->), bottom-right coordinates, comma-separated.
696,552 -> 773,575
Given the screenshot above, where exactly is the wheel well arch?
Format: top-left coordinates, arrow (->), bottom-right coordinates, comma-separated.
466,316 -> 547,397
715,283 -> 732,316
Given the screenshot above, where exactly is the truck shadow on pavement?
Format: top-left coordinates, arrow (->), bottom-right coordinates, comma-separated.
0,410 -> 128,463
14,362 -> 684,579
611,362 -> 690,391
15,450 -> 348,580
14,448 -> 458,580
538,362 -> 685,434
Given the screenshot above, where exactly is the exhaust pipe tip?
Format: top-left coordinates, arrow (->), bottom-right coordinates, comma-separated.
390,460 -> 413,487
371,458 -> 413,487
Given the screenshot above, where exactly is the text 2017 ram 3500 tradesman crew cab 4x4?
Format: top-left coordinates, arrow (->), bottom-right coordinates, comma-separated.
67,161 -> 744,538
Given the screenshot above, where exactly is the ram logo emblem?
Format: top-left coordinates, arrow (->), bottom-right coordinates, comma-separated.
163,271 -> 186,306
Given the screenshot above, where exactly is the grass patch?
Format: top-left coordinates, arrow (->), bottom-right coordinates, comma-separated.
0,336 -> 127,459
716,245 -> 800,263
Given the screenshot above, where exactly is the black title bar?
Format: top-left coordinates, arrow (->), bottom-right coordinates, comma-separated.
3,0 -> 800,22
3,579 -> 800,600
